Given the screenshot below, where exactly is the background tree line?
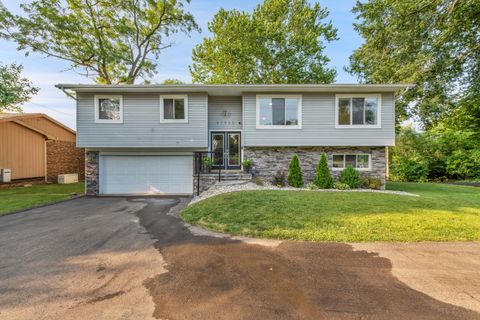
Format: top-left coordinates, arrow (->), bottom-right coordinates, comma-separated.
1,0 -> 478,180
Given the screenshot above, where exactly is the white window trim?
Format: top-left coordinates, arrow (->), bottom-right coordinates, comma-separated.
94,95 -> 123,124
256,94 -> 302,129
335,94 -> 381,129
160,94 -> 189,123
332,154 -> 372,171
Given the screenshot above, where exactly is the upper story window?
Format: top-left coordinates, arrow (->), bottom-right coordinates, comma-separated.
335,94 -> 381,128
94,95 -> 123,123
256,95 -> 302,129
160,95 -> 188,123
332,154 -> 371,171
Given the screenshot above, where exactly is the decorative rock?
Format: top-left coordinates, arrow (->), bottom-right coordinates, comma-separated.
85,151 -> 99,195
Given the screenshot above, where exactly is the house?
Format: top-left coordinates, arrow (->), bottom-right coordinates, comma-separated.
0,113 -> 84,182
55,84 -> 412,195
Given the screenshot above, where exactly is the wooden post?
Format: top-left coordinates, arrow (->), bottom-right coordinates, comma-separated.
385,147 -> 390,180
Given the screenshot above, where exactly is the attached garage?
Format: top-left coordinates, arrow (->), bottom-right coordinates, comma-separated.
99,155 -> 193,195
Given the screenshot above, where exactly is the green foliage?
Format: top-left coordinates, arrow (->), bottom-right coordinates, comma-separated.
253,176 -> 264,186
162,79 -> 185,84
202,156 -> 213,169
242,159 -> 252,169
361,176 -> 382,190
190,0 -> 338,84
348,0 -> 480,128
272,170 -> 286,187
446,149 -> 480,179
306,182 -> 319,190
333,182 -> 350,190
0,1 -> 199,84
0,63 -> 38,112
288,155 -> 304,187
313,154 -> 333,189
339,165 -> 360,188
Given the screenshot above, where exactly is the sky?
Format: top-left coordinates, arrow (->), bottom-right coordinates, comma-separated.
0,0 -> 363,129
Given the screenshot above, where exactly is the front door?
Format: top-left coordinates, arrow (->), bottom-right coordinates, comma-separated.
210,131 -> 241,170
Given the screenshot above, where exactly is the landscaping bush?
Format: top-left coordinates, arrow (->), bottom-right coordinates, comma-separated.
272,171 -> 286,187
252,176 -> 264,186
313,154 -> 333,189
446,149 -> 480,179
242,159 -> 253,172
361,176 -> 382,190
306,182 -> 319,190
390,155 -> 429,182
339,165 -> 361,188
333,182 -> 350,190
288,155 -> 304,187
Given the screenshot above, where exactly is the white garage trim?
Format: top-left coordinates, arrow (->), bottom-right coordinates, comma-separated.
99,155 -> 193,195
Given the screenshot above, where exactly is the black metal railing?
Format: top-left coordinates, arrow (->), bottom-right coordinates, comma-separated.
194,151 -> 225,195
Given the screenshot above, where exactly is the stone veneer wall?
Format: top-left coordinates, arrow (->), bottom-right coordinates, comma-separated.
193,174 -> 219,195
244,146 -> 386,188
46,140 -> 85,182
85,151 -> 99,195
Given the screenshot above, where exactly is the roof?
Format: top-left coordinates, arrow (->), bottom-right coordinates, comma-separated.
0,113 -> 76,136
56,83 -> 414,96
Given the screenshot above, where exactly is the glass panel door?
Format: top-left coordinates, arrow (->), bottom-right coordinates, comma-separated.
211,133 -> 224,168
227,132 -> 241,170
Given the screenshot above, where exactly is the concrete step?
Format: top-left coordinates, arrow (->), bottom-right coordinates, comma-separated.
216,180 -> 251,186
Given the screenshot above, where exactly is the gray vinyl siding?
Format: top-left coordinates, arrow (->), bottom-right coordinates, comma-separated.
77,93 -> 207,148
243,93 -> 395,146
208,96 -> 242,130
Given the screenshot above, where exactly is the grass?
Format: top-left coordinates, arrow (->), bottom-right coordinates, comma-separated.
181,182 -> 480,242
0,182 -> 84,216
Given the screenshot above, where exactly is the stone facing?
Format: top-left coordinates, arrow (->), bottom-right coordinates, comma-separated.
85,151 -> 99,195
243,146 -> 387,188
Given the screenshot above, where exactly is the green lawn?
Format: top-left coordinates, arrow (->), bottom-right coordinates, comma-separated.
181,182 -> 480,242
0,182 -> 84,216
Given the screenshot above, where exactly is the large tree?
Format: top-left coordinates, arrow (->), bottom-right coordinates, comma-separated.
0,63 -> 38,113
190,0 -> 338,84
348,0 -> 480,128
0,0 -> 199,84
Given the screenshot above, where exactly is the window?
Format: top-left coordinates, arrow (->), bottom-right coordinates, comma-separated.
332,154 -> 371,170
160,95 -> 188,123
94,95 -> 123,123
256,95 -> 302,128
335,94 -> 381,127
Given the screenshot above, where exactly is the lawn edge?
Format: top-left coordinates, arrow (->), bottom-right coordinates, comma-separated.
0,195 -> 85,217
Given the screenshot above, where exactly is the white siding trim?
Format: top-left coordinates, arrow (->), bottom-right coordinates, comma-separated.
334,94 -> 382,129
160,94 -> 189,123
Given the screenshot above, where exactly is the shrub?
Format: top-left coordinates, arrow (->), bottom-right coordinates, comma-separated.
390,155 -> 429,182
288,155 -> 304,187
272,171 -> 286,187
242,159 -> 253,171
361,176 -> 382,190
313,154 -> 333,189
333,182 -> 350,190
339,165 -> 361,188
306,182 -> 319,190
252,176 -> 264,186
446,149 -> 480,179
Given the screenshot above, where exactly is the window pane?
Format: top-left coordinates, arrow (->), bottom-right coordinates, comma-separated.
163,99 -> 174,119
345,155 -> 356,167
338,98 -> 350,125
365,98 -> 377,125
285,98 -> 298,125
259,98 -> 272,125
357,154 -> 369,169
272,98 -> 285,125
174,99 -> 185,120
352,98 -> 364,125
333,155 -> 344,168
98,98 -> 120,120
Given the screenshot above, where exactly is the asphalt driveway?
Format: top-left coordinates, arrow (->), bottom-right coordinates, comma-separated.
0,196 -> 479,319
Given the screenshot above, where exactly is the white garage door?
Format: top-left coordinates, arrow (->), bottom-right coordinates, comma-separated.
100,155 -> 193,195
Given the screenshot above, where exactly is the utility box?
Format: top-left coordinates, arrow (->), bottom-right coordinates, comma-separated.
58,173 -> 78,184
0,169 -> 11,183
